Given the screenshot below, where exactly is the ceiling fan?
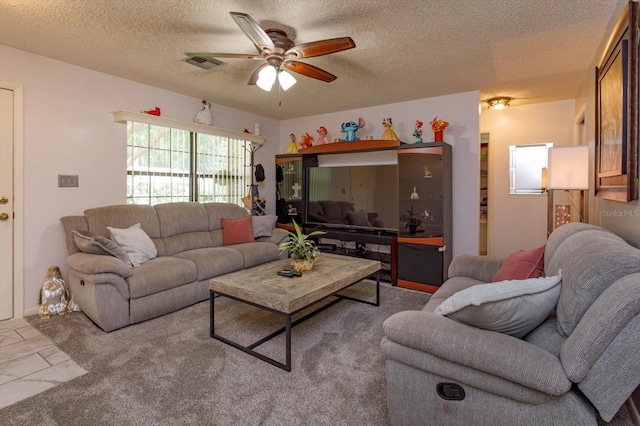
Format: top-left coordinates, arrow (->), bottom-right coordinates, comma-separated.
185,12 -> 356,91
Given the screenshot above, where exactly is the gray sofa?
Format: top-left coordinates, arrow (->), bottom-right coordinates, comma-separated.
382,223 -> 640,425
60,202 -> 283,332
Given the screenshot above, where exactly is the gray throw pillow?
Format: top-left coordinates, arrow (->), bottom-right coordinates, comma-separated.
252,215 -> 278,238
71,229 -> 132,265
347,210 -> 370,226
434,272 -> 562,338
107,223 -> 158,267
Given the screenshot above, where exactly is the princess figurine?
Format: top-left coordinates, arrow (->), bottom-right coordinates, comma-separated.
283,133 -> 299,154
413,120 -> 423,143
316,126 -> 331,144
381,118 -> 399,140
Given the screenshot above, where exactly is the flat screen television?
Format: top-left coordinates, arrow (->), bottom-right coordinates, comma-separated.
305,164 -> 399,233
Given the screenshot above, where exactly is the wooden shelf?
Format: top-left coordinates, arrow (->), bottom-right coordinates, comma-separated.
298,139 -> 401,155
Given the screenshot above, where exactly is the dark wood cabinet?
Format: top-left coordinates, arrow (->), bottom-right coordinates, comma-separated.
396,143 -> 452,292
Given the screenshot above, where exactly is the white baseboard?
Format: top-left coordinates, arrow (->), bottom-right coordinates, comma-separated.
23,306 -> 39,317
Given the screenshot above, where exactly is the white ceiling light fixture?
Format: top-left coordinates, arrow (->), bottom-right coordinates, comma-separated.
256,65 -> 277,91
487,97 -> 512,110
278,70 -> 297,91
256,66 -> 297,92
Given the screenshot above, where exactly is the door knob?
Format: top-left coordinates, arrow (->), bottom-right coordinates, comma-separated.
0,213 -> 9,221
0,197 -> 7,204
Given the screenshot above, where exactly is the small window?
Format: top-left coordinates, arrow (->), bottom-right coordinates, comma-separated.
509,143 -> 553,194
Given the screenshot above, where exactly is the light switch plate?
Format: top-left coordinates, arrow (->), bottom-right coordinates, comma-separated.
58,175 -> 79,187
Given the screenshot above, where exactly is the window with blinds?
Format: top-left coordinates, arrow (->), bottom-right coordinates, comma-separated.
126,121 -> 252,205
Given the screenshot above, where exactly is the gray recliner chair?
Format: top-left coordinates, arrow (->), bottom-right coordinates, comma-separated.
381,223 -> 640,425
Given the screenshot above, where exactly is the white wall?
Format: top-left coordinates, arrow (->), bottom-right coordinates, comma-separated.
480,100 -> 575,258
279,91 -> 481,258
0,45 -> 279,315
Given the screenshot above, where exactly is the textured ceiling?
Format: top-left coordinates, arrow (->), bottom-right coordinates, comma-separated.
0,0 -> 625,120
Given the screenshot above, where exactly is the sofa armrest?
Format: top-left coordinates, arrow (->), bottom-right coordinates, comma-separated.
66,252 -> 133,278
382,310 -> 571,395
448,254 -> 503,282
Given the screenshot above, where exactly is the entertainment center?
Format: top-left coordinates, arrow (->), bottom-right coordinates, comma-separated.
275,139 -> 452,292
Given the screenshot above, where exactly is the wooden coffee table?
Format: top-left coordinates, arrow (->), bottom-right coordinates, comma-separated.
209,253 -> 381,371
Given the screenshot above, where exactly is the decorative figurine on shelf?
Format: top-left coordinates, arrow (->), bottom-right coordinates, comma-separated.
292,182 -> 302,199
410,186 -> 419,200
381,118 -> 400,140
141,106 -> 161,116
430,116 -> 450,142
38,266 -> 80,319
316,126 -> 331,145
300,132 -> 314,148
283,133 -> 299,154
413,120 -> 423,143
341,117 -> 365,141
424,166 -> 432,178
422,210 -> 431,220
193,100 -> 213,125
287,204 -> 298,214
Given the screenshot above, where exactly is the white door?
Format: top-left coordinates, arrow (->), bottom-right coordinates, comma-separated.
0,88 -> 14,320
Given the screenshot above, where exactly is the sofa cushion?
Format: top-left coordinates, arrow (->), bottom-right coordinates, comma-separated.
252,215 -> 277,238
434,273 -> 562,338
548,229 -> 640,337
202,202 -> 249,231
71,229 -> 132,265
231,242 -> 280,268
173,247 -> 245,281
126,256 -> 197,299
221,216 -> 255,246
107,223 -> 158,267
492,245 -> 545,282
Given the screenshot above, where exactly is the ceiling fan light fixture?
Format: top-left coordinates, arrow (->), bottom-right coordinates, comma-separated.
487,97 -> 511,110
278,70 -> 297,91
256,65 -> 277,91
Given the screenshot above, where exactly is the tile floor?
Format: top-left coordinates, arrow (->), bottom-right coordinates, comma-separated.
0,317 -> 86,409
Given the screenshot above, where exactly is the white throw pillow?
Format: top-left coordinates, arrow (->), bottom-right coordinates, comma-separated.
107,223 -> 157,267
252,215 -> 277,238
434,272 -> 562,338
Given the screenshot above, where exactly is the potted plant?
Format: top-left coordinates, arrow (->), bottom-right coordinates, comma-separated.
277,220 -> 326,272
400,205 -> 424,234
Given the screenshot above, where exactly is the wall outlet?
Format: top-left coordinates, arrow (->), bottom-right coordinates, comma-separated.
58,175 -> 79,187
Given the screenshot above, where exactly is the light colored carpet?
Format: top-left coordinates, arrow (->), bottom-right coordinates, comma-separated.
1,281 -> 633,425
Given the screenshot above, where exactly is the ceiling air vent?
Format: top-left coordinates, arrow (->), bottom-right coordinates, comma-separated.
184,56 -> 223,70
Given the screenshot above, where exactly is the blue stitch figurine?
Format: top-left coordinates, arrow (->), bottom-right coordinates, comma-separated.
341,117 -> 365,141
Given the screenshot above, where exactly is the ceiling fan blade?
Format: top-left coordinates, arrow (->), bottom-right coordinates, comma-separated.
284,61 -> 337,82
285,37 -> 355,59
185,52 -> 262,60
229,12 -> 275,53
248,63 -> 269,85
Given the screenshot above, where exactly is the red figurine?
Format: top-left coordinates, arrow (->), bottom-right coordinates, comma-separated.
142,107 -> 161,116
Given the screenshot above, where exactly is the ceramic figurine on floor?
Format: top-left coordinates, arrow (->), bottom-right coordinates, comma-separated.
381,118 -> 399,140
341,117 -> 365,141
316,126 -> 331,144
283,133 -> 299,154
193,100 -> 213,126
300,132 -> 314,148
38,266 -> 79,319
413,120 -> 423,143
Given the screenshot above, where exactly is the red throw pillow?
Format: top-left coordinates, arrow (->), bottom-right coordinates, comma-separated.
221,216 -> 255,246
492,245 -> 545,282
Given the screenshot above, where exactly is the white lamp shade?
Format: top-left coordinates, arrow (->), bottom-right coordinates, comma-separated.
256,66 -> 277,91
547,146 -> 589,190
278,70 -> 297,91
